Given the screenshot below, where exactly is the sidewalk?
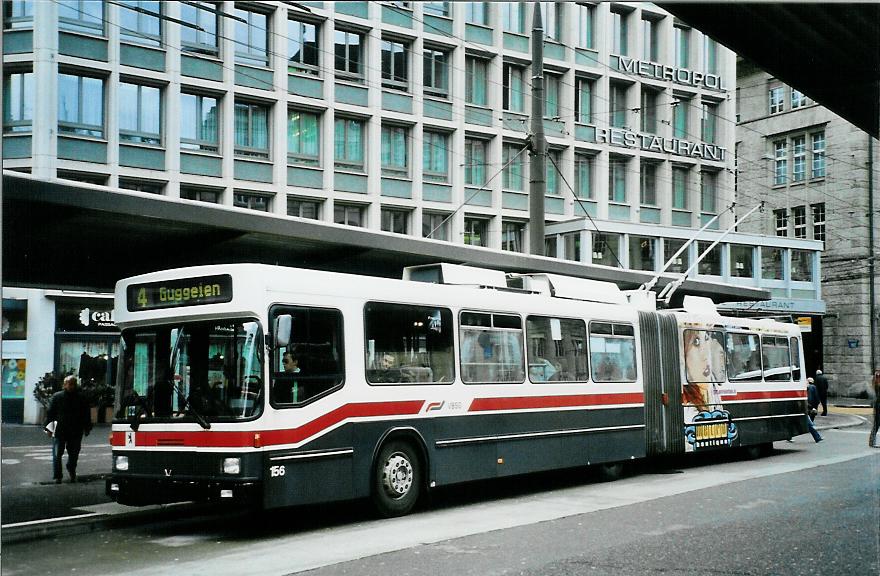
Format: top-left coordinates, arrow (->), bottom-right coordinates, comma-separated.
0,400 -> 873,543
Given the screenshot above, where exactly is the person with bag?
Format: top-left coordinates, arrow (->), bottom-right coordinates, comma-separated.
804,378 -> 823,443
46,375 -> 92,483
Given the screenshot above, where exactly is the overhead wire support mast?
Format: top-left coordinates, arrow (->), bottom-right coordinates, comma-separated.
657,202 -> 765,305
528,2 -> 546,256
639,203 -> 738,293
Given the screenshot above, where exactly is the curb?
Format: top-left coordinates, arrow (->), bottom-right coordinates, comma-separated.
814,414 -> 866,431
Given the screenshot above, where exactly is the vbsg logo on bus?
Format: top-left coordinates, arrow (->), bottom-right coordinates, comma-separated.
127,274 -> 233,311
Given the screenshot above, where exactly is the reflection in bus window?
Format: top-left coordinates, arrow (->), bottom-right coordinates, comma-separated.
364,303 -> 454,385
589,322 -> 636,383
460,312 -> 524,383
762,336 -> 791,381
683,330 -> 726,383
526,316 -> 588,382
270,307 -> 344,405
725,332 -> 762,381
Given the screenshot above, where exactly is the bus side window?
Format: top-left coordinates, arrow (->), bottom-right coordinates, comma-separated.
790,336 -> 802,381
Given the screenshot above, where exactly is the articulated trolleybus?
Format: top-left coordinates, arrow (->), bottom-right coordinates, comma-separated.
107,263 -> 808,516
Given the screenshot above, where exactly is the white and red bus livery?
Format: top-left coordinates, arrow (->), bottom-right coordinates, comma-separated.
107,264 -> 808,516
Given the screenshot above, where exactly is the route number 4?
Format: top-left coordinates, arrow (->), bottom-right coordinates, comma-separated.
270,465 -> 286,477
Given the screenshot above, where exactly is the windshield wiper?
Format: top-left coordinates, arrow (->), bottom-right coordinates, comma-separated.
128,391 -> 146,432
168,326 -> 211,430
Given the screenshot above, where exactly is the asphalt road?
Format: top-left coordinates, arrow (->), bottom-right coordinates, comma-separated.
2,425 -> 876,576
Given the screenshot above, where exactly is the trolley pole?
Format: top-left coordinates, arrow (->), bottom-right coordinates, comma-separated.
528,3 -> 546,256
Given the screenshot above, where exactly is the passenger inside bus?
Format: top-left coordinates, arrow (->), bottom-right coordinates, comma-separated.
370,353 -> 402,383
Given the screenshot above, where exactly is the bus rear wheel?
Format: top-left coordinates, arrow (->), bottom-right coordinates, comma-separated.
372,440 -> 421,518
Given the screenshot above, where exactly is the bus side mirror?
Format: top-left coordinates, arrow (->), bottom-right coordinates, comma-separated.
274,315 -> 292,348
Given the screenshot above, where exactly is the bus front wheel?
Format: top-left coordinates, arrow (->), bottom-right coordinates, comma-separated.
372,440 -> 421,518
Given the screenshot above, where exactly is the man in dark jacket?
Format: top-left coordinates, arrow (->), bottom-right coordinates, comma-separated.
46,375 -> 92,483
804,378 -> 823,443
814,370 -> 829,416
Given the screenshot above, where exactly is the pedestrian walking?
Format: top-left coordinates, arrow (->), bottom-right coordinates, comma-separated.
814,369 -> 829,416
869,369 -> 880,448
805,378 -> 823,443
46,375 -> 92,483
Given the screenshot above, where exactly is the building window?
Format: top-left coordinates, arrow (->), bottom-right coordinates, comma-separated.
334,204 -> 364,227
811,131 -> 825,178
773,140 -> 787,185
791,89 -> 807,109
793,205 -> 807,239
610,83 -> 628,129
674,25 -> 689,68
629,236 -> 655,272
702,102 -> 717,143
544,74 -> 560,118
288,197 -> 320,219
381,124 -> 409,176
181,2 -> 219,55
234,101 -> 269,158
812,202 -> 825,241
774,208 -> 788,237
609,157 -> 628,203
119,178 -> 164,194
119,82 -> 161,145
504,63 -> 526,113
501,220 -> 524,252
697,241 -> 720,276
423,130 -> 449,182
58,170 -> 108,186
768,84 -> 784,114
575,77 -> 593,124
502,1 -> 524,34
642,16 -> 658,61
592,232 -> 621,267
503,143 -> 525,191
791,250 -> 813,282
334,117 -> 364,170
700,171 -> 717,213
545,149 -> 561,196
288,19 -> 319,75
611,9 -> 627,56
730,245 -> 753,277
119,1 -> 161,47
664,239 -> 689,274
575,153 -> 593,199
334,29 -> 364,80
423,211 -> 450,241
465,2 -> 487,25
58,0 -> 103,35
762,247 -> 784,280
577,3 -> 594,49
234,192 -> 270,212
424,2 -> 449,18
464,217 -> 488,247
180,186 -> 221,203
381,208 -> 409,234
3,0 -> 33,29
641,89 -> 657,133
465,138 -> 487,186
180,92 -> 218,152
640,162 -> 657,206
792,136 -> 806,182
541,2 -> 559,41
381,38 -> 409,91
3,71 -> 33,133
672,97 -> 689,139
235,7 -> 269,67
287,109 -> 320,166
466,57 -> 488,106
58,73 -> 104,138
703,36 -> 717,74
423,47 -> 450,98
672,166 -> 688,210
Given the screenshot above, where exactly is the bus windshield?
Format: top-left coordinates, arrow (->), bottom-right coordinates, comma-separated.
115,319 -> 264,424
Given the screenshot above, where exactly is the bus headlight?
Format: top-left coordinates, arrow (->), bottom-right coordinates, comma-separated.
223,457 -> 241,474
115,455 -> 129,471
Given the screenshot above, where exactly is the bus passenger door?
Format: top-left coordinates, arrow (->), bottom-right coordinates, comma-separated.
638,312 -> 685,456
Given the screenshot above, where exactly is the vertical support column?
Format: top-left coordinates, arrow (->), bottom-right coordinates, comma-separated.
31,0 -> 59,179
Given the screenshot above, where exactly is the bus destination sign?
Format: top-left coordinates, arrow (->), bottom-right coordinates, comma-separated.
127,275 -> 233,311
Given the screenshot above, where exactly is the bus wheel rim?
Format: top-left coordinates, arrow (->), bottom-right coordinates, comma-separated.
382,453 -> 413,499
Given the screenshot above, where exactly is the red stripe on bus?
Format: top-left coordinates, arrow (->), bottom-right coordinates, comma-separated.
110,400 -> 425,448
468,392 -> 645,412
722,390 -> 806,401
